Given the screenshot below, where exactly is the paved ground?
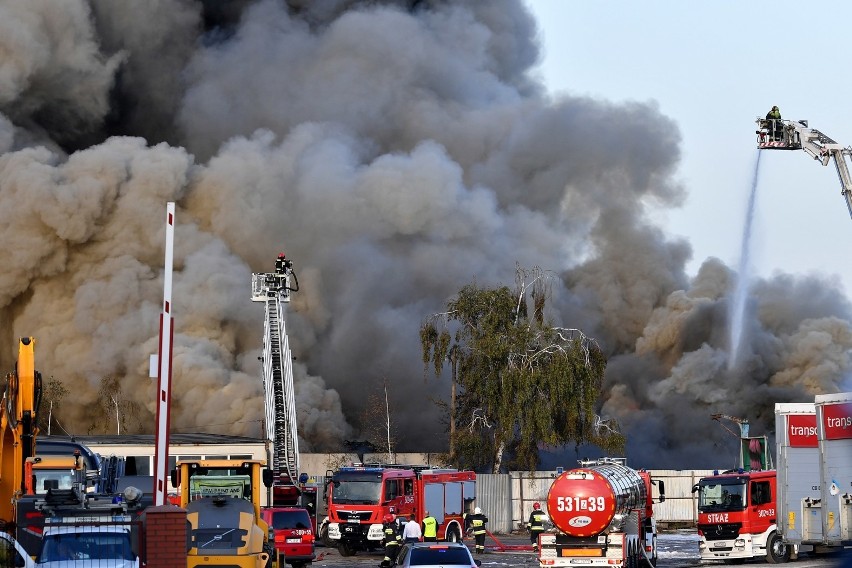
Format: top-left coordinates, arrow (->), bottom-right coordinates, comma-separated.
311,532 -> 848,567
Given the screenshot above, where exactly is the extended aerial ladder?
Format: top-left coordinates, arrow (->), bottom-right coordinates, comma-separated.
251,256 -> 301,505
756,116 -> 852,218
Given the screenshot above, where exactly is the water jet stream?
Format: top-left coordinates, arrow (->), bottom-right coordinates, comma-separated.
728,151 -> 763,370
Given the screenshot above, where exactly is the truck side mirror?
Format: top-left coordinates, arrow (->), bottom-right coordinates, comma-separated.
170,469 -> 179,488
658,480 -> 666,502
263,469 -> 274,488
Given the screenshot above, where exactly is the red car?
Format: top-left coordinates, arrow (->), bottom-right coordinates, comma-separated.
261,507 -> 316,568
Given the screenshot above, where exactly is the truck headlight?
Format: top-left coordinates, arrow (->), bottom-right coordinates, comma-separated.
328,523 -> 341,539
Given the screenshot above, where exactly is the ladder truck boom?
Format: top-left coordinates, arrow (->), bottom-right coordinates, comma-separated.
756,117 -> 852,218
251,254 -> 301,505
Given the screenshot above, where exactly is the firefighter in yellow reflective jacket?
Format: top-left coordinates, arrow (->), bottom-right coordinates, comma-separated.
765,106 -> 782,141
421,511 -> 438,542
527,502 -> 547,550
464,507 -> 488,554
381,514 -> 401,567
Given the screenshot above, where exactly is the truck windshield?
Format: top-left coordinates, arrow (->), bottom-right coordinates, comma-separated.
697,480 -> 747,512
33,471 -> 75,494
187,466 -> 254,501
332,480 -> 382,504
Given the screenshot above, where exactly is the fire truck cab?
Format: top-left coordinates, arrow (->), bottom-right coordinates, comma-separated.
694,469 -> 789,563
325,465 -> 475,557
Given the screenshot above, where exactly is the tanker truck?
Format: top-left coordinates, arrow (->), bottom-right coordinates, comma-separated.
537,458 -> 665,568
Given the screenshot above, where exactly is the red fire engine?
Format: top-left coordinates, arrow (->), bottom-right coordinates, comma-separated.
693,413 -> 803,564
693,468 -> 787,563
325,464 -> 475,557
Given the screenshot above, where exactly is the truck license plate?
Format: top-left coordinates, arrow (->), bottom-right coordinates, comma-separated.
286,538 -> 301,543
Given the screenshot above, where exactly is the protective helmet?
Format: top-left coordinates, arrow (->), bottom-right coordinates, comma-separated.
383,514 -> 394,524
474,507 -> 482,515
533,502 -> 541,510
278,253 -> 286,258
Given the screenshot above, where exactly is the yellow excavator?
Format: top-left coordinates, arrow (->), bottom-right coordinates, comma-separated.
0,337 -> 42,525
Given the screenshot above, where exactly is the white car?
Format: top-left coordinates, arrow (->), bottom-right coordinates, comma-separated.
36,525 -> 138,567
0,531 -> 36,568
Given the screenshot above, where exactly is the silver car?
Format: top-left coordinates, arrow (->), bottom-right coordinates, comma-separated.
394,542 -> 482,568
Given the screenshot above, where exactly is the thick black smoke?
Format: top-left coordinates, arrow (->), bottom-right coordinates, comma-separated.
1,0 -> 850,467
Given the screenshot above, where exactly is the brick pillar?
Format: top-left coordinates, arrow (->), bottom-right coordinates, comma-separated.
142,504 -> 187,568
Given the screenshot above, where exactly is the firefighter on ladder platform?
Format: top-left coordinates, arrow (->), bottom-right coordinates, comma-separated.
527,502 -> 547,551
275,252 -> 291,274
765,105 -> 782,141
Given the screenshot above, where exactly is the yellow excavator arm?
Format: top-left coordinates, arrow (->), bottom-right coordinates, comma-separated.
0,337 -> 42,523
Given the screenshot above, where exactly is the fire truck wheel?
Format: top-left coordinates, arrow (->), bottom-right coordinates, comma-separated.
766,532 -> 791,564
338,542 -> 357,557
446,527 -> 461,543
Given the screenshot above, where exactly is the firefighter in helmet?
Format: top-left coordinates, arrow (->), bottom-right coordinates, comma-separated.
765,106 -> 782,141
464,506 -> 488,554
527,502 -> 547,550
381,513 -> 401,567
275,252 -> 288,274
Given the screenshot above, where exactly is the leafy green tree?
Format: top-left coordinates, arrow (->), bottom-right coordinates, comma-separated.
421,267 -> 624,472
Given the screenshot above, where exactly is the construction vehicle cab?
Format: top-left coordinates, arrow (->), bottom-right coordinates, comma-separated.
24,454 -> 85,496
172,459 -> 277,568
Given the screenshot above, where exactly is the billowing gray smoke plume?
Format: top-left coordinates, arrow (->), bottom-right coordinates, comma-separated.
1,0 -> 850,468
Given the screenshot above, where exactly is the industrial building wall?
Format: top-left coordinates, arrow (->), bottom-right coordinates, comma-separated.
473,474 -> 514,534
652,469 -> 714,526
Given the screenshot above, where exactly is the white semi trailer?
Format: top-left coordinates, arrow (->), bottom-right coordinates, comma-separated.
814,392 -> 852,547
774,402 -> 821,555
775,395 -> 852,560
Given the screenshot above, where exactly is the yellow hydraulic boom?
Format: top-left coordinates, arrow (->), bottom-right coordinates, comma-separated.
0,337 -> 42,523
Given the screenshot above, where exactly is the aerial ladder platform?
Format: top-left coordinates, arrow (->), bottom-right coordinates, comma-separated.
756,116 -> 852,218
251,256 -> 301,503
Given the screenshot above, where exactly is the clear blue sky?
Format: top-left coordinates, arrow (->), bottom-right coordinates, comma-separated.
524,1 -> 852,296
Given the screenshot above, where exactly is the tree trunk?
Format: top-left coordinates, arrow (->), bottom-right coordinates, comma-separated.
493,439 -> 505,473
